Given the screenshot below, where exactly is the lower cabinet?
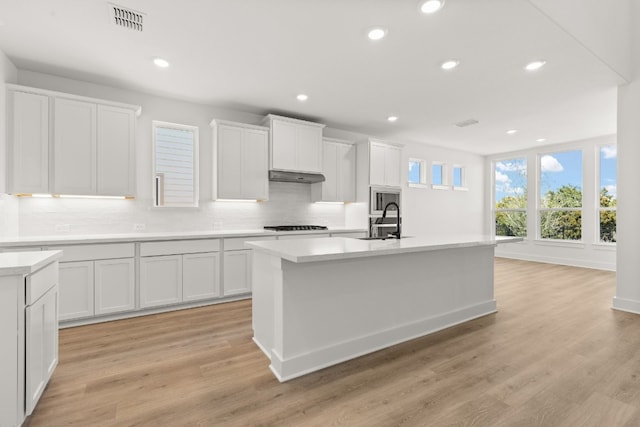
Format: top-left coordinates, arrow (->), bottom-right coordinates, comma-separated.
25,284 -> 58,415
139,239 -> 221,309
95,258 -> 135,315
223,250 -> 251,296
58,261 -> 94,321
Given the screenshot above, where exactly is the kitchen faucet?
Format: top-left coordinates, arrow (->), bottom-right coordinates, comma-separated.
381,202 -> 401,239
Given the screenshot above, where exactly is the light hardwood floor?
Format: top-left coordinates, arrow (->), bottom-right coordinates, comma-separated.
24,258 -> 640,426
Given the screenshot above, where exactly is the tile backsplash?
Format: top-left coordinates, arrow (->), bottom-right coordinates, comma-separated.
4,182 -> 361,237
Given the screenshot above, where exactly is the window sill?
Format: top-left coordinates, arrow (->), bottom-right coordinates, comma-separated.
592,242 -> 616,251
534,239 -> 586,249
408,183 -> 428,189
431,185 -> 450,191
453,186 -> 468,192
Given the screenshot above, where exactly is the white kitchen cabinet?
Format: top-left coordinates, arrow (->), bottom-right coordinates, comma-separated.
211,119 -> 269,200
97,105 -> 136,196
94,258 -> 135,315
25,285 -> 58,416
370,141 -> 402,187
263,114 -> 325,174
54,98 -> 97,195
312,138 -> 356,202
8,90 -> 50,194
140,255 -> 183,308
183,252 -> 220,301
223,250 -> 251,296
6,84 -> 140,197
58,261 -> 94,321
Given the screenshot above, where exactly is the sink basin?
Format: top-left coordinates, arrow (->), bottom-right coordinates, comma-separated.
358,236 -> 413,241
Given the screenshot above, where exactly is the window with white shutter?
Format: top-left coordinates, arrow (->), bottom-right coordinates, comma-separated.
152,121 -> 199,207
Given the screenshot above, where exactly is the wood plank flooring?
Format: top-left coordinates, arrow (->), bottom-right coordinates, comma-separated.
24,258 -> 640,426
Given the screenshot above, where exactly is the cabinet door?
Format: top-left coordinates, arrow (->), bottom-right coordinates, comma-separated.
223,250 -> 251,296
59,261 -> 94,321
10,91 -> 49,194
54,98 -> 97,195
140,255 -> 182,308
243,129 -> 268,200
271,120 -> 297,171
95,258 -> 135,315
385,145 -> 402,187
320,141 -> 338,201
97,105 -> 135,196
217,124 -> 243,199
338,143 -> 356,202
25,285 -> 58,416
296,125 -> 323,173
183,252 -> 220,301
369,143 -> 386,186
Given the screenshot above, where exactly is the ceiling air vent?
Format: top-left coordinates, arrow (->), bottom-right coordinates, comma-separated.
454,119 -> 479,128
109,3 -> 145,32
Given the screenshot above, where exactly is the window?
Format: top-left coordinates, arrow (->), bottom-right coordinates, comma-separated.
494,158 -> 527,237
598,145 -> 617,243
408,158 -> 427,187
152,121 -> 199,207
539,150 -> 582,240
431,162 -> 448,189
453,165 -> 467,191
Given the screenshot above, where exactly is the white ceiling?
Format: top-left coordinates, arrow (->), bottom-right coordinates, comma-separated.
0,0 -> 623,155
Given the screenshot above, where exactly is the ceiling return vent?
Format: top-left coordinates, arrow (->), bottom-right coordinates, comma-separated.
109,3 -> 145,31
454,119 -> 479,128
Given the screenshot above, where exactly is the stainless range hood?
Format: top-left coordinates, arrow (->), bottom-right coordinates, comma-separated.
268,170 -> 325,184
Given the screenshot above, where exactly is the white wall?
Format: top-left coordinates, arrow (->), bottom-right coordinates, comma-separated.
614,2 -> 640,313
528,0 -> 632,82
7,70 -> 485,238
488,135 -> 617,271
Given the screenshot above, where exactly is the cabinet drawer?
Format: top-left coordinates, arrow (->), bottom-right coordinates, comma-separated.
26,261 -> 58,305
224,236 -> 276,251
49,243 -> 134,262
140,239 -> 220,256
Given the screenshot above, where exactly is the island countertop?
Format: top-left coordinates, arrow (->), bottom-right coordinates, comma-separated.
0,250 -> 63,277
245,235 -> 522,263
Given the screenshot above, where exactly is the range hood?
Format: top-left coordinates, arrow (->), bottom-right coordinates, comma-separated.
268,170 -> 325,184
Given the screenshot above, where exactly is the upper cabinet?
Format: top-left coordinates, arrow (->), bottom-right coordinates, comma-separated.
211,119 -> 269,201
311,138 -> 356,202
356,139 -> 404,201
262,114 -> 325,174
6,84 -> 140,197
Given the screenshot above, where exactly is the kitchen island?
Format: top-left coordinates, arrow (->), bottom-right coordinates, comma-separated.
247,235 -> 521,381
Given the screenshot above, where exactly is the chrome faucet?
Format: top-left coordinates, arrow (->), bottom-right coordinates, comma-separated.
381,202 -> 401,239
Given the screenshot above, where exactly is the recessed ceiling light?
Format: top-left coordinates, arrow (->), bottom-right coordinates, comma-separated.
525,60 -> 546,71
367,27 -> 388,41
441,60 -> 459,70
506,129 -> 518,135
153,57 -> 170,68
387,116 -> 398,122
296,94 -> 308,102
536,138 -> 547,142
420,0 -> 445,14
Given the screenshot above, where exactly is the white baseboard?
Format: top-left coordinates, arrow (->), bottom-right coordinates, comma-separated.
269,300 -> 497,382
495,251 -> 615,271
612,297 -> 640,314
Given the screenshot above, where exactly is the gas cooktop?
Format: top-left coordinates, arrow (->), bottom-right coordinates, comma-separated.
264,225 -> 328,231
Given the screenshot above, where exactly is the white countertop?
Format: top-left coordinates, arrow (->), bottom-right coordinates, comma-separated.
245,235 -> 523,263
0,228 -> 366,247
0,250 -> 63,277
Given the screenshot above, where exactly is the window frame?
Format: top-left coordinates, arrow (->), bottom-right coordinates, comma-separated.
408,158 -> 427,188
537,149 -> 583,242
431,161 -> 449,190
493,157 -> 528,238
152,120 -> 200,208
596,143 -> 617,244
452,165 -> 468,191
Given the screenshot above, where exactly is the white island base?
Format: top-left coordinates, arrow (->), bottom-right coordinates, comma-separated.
249,236 -> 511,382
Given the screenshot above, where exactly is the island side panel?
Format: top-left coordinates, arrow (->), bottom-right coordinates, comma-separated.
274,245 -> 496,381
251,251 -> 280,360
